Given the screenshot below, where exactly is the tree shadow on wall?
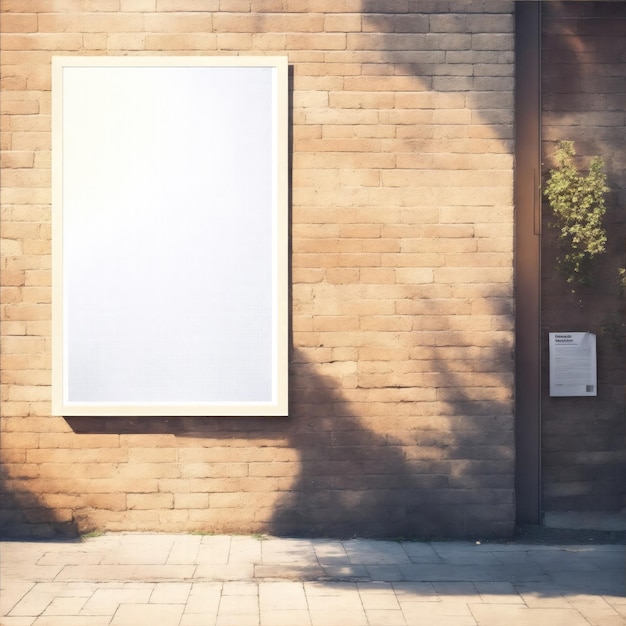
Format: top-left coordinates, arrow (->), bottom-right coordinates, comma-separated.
0,465 -> 79,539
67,336 -> 514,540
266,4 -> 517,537
268,341 -> 515,539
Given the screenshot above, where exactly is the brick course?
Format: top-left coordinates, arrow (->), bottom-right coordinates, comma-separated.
1,1 -> 515,538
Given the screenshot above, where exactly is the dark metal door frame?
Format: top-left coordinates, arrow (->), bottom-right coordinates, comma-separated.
514,1 -> 542,525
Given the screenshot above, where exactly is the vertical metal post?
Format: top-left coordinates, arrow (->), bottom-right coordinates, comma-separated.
514,1 -> 542,525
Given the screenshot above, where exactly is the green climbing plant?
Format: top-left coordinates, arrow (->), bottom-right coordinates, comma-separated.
544,140 -> 608,286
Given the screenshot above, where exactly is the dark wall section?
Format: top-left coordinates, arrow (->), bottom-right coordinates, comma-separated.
541,1 -> 626,514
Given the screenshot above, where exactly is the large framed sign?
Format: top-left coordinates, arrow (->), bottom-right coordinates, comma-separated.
52,56 -> 289,416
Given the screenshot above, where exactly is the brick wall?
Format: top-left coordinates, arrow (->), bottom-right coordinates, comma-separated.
0,0 -> 516,539
541,2 -> 626,515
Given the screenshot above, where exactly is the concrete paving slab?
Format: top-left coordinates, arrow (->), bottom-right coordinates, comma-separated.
218,593 -> 258,614
260,609 -> 312,626
309,609 -> 368,626
227,535 -> 262,564
550,570 -> 625,595
259,581 -> 307,610
366,564 -> 405,581
183,581 -> 222,614
149,581 -> 192,603
358,584 -> 402,610
1,534 -> 624,626
469,603 -> 591,626
312,540 -> 348,564
81,586 -> 153,616
222,581 -> 258,596
474,581 -> 526,603
398,599 -> 476,618
109,603 -> 185,626
344,539 -> 411,565
166,535 -> 202,565
196,535 -> 231,565
55,563 -> 196,581
0,581 -> 35,615
514,583 -> 576,609
392,581 -> 439,599
215,614 -> 260,626
1,562 -> 64,582
193,563 -> 255,580
398,562 -> 510,582
303,581 -> 358,596
35,550 -> 103,566
180,614 -> 218,626
32,616 -> 111,626
8,583 -> 62,617
261,538 -> 318,567
1,617 -> 37,626
362,609 -> 407,625
254,563 -> 326,580
41,595 -> 88,616
402,541 -> 444,563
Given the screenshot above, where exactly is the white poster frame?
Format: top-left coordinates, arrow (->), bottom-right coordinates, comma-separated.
52,56 -> 289,416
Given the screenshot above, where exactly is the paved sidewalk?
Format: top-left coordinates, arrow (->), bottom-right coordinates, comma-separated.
1,534 -> 624,626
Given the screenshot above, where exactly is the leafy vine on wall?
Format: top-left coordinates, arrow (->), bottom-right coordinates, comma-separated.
544,140 -> 608,286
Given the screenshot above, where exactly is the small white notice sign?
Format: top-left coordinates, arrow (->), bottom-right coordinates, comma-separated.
549,332 -> 597,397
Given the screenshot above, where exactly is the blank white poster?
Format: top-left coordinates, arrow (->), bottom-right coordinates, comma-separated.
52,57 -> 288,416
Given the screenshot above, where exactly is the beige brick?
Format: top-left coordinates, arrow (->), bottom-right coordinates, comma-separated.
177,461 -> 249,478
38,433 -> 119,448
25,320 -> 51,336
121,0 -> 156,9
1,369 -> 48,385
24,270 -> 51,286
324,14 -> 362,32
117,462 -> 180,479
119,434 -> 176,448
174,493 -> 209,509
218,0 -> 250,10
5,205 -> 49,223
157,0 -> 218,10
251,32 -> 288,50
81,33 -> 107,49
84,0 -> 120,9
0,152 -> 35,169
285,0 -> 362,11
216,32 -> 253,49
0,335 -> 46,354
2,33 -> 83,50
3,303 -> 51,321
0,447 -> 27,463
0,320 -> 27,336
0,432 -> 39,449
0,400 -> 30,416
128,493 -> 173,510
27,448 -> 128,464
286,33 -> 346,51
0,270 -> 26,286
82,493 -> 127,511
8,131 -> 50,151
2,0 -> 84,13
38,12 -> 144,33
107,33 -> 146,50
144,13 -> 213,32
128,448 -> 178,463
144,33 -> 219,50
